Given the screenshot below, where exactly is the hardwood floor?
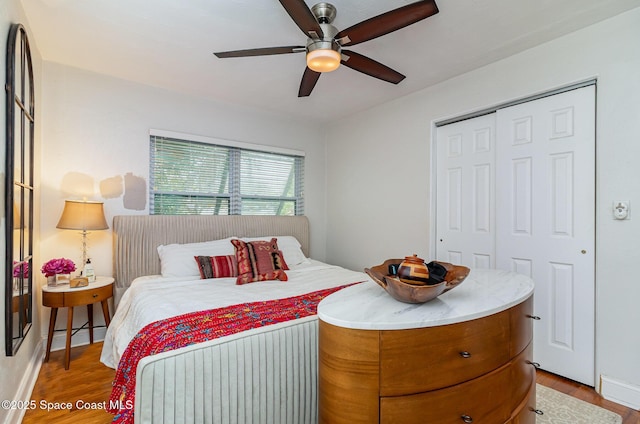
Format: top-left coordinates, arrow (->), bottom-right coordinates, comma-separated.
22,343 -> 114,424
22,342 -> 640,423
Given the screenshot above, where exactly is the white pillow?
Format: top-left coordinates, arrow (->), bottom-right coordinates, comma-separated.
241,236 -> 310,266
157,237 -> 236,277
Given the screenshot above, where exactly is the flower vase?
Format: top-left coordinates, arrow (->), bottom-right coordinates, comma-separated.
47,275 -> 57,287
56,273 -> 71,284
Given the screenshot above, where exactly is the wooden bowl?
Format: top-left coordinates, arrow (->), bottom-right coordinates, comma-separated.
365,259 -> 470,304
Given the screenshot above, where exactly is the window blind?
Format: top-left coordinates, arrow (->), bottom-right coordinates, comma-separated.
150,135 -> 304,216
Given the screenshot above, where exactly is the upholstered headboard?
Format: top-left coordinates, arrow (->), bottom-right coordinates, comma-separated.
112,215 -> 310,292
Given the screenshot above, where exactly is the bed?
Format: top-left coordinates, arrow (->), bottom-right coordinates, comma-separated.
100,215 -> 368,424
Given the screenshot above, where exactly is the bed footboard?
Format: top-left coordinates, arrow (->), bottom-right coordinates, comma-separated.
134,316 -> 319,424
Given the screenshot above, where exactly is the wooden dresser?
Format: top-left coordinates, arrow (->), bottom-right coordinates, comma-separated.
317,269 -> 537,424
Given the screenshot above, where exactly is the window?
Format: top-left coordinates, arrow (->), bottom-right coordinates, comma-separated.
150,132 -> 304,216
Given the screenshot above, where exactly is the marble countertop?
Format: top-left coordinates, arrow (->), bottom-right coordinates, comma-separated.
318,268 -> 534,330
41,276 -> 114,292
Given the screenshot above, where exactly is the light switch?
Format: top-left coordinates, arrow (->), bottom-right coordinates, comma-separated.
613,200 -> 629,220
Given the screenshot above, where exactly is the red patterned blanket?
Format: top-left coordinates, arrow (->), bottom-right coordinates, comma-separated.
108,283 -> 357,423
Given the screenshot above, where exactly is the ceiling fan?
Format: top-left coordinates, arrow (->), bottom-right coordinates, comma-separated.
214,0 -> 439,97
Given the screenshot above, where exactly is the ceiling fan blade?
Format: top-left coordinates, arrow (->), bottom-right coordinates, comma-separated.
214,46 -> 305,58
298,67 -> 321,97
341,50 -> 405,84
279,0 -> 324,39
336,0 -> 438,47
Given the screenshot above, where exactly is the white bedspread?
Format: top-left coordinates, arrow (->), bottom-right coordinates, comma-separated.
100,260 -> 368,369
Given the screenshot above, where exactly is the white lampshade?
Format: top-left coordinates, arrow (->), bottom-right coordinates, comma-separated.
306,49 -> 341,73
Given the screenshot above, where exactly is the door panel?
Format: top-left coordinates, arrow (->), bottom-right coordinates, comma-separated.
495,86 -> 595,385
436,114 -> 496,267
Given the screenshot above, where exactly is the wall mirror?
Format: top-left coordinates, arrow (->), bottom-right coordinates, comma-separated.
5,23 -> 35,356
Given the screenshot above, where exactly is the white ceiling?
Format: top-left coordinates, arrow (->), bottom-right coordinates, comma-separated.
21,0 -> 640,123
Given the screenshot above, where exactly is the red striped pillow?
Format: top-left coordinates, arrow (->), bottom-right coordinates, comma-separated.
194,255 -> 238,279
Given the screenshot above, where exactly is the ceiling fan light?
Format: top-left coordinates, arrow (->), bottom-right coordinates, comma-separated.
306,49 -> 341,73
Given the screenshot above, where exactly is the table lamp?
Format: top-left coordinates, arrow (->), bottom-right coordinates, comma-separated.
56,200 -> 109,267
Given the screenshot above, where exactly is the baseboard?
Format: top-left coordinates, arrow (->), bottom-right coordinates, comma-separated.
4,340 -> 44,424
47,327 -> 107,352
600,375 -> 640,409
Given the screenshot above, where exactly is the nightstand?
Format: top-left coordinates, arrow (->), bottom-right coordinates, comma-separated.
42,276 -> 114,369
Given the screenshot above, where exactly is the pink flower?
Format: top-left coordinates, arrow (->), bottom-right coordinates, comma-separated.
13,261 -> 29,278
41,258 -> 76,277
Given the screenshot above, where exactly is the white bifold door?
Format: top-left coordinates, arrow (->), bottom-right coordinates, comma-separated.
435,85 -> 596,386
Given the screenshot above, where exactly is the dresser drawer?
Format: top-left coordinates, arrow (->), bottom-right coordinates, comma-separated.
509,379 -> 537,424
509,342 -> 536,412
63,284 -> 113,306
380,308 -> 511,395
381,361 -> 512,424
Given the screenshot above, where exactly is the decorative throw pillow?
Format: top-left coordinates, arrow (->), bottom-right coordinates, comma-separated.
194,255 -> 238,279
231,238 -> 288,285
241,236 -> 309,267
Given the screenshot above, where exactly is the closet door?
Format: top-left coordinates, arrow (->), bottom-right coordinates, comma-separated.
495,86 -> 595,386
435,85 -> 596,386
435,114 -> 496,268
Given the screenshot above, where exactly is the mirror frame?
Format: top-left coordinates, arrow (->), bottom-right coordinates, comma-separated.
5,23 -> 35,356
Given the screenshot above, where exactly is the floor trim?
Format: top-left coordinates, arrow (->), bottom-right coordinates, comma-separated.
5,339 -> 44,424
47,327 -> 107,353
601,375 -> 640,410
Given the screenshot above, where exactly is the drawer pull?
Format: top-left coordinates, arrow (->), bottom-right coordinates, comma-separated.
531,408 -> 544,415
526,360 -> 541,369
461,415 -> 473,423
92,294 -> 98,298
459,351 -> 472,358
527,314 -> 541,320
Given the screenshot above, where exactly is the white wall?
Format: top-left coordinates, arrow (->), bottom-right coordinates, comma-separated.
0,1 -> 44,422
39,64 -> 328,348
325,8 -> 640,404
